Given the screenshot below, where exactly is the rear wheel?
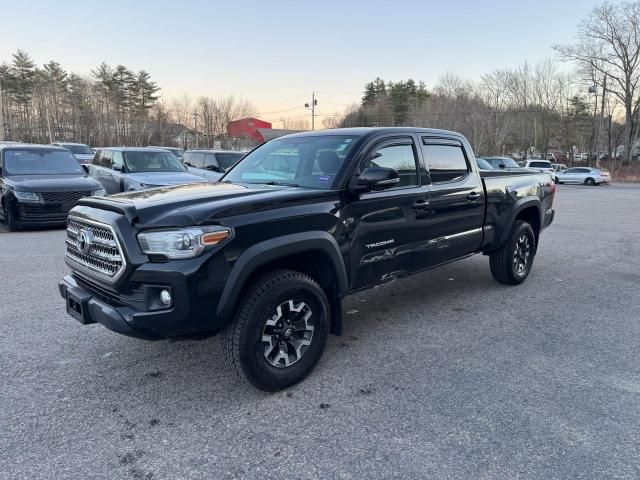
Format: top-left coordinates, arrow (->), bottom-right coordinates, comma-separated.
489,220 -> 536,285
222,269 -> 330,391
585,177 -> 596,186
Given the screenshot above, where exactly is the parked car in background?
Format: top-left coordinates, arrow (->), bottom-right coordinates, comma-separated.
476,158 -> 494,170
51,142 -> 95,164
554,167 -> 610,185
524,159 -> 555,173
87,147 -> 207,194
0,144 -> 104,230
182,149 -> 245,181
552,163 -> 568,172
480,156 -> 522,169
147,146 -> 184,161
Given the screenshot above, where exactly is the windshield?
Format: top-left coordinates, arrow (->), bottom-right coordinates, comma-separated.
486,157 -> 520,168
476,158 -> 494,170
4,149 -> 84,175
123,151 -> 187,173
222,135 -> 359,189
61,144 -> 93,155
216,152 -> 244,170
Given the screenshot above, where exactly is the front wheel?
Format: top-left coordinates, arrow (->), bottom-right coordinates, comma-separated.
489,220 -> 536,285
1,200 -> 18,232
222,269 -> 330,391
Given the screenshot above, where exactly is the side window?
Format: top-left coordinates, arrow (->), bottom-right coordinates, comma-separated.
112,151 -> 124,170
204,153 -> 221,171
192,153 -> 205,169
421,143 -> 469,183
364,143 -> 419,188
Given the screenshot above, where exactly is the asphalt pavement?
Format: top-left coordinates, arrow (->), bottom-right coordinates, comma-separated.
1,184 -> 639,479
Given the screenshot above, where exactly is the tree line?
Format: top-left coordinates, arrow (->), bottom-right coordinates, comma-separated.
340,1 -> 640,171
0,50 -> 255,148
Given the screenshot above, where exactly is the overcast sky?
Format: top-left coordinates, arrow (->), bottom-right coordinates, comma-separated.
0,0 -> 605,123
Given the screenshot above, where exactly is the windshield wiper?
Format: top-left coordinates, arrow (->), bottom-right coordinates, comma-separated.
249,181 -> 299,187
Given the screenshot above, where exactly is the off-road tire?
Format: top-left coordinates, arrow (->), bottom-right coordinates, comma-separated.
489,220 -> 536,285
222,269 -> 330,391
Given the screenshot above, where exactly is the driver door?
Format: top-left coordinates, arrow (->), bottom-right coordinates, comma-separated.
342,136 -> 430,291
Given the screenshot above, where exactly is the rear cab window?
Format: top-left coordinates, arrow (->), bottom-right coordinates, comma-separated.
420,139 -> 470,183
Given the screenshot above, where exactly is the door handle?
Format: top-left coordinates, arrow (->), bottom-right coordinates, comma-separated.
412,199 -> 430,210
467,192 -> 481,201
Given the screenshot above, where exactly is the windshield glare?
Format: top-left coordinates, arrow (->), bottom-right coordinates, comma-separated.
124,151 -> 187,173
62,144 -> 93,155
222,136 -> 358,189
4,149 -> 84,175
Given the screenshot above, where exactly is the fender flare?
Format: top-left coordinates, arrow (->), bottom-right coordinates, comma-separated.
216,231 -> 348,319
493,198 -> 542,250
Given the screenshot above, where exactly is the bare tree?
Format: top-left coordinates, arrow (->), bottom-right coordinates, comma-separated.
555,2 -> 640,161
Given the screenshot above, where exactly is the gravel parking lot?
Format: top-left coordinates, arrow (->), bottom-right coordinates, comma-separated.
1,184 -> 639,480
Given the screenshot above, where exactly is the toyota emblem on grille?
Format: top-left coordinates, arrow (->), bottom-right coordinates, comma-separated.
78,229 -> 93,254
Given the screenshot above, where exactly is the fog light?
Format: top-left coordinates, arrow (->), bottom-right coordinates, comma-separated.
159,289 -> 172,306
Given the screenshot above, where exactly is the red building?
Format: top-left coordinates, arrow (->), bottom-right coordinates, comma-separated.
227,117 -> 272,143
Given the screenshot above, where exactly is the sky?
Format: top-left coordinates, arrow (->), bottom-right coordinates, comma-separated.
0,0 -> 606,125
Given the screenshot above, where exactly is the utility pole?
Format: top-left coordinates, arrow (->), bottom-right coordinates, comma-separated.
305,93 -> 317,130
0,79 -> 5,141
192,111 -> 199,148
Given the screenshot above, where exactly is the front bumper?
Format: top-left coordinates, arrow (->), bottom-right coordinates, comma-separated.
15,203 -> 72,225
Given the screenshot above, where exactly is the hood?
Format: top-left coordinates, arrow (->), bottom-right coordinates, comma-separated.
81,182 -> 334,226
7,174 -> 102,192
126,171 -> 206,186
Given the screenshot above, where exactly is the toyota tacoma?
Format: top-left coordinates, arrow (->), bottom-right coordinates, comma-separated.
59,128 -> 555,391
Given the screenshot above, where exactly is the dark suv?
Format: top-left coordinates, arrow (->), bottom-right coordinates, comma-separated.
0,144 -> 104,230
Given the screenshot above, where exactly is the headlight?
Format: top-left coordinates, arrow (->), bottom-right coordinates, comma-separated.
92,188 -> 106,197
137,226 -> 232,259
13,191 -> 39,203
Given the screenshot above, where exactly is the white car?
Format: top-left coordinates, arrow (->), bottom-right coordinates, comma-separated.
524,159 -> 555,173
554,167 -> 611,185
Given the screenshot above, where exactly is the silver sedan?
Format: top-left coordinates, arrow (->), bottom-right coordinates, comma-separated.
555,167 -> 610,185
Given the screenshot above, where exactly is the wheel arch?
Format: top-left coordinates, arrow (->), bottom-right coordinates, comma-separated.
490,200 -> 541,253
216,231 -> 348,335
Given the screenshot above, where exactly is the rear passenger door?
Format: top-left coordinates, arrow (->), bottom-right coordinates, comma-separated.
419,137 -> 485,267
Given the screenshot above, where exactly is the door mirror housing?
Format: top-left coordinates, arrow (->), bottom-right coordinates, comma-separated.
355,167 -> 400,191
112,164 -> 122,171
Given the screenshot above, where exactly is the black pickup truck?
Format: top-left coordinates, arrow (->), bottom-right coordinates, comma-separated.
59,128 -> 555,391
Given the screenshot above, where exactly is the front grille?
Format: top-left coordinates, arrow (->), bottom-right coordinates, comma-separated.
65,217 -> 125,281
42,191 -> 91,203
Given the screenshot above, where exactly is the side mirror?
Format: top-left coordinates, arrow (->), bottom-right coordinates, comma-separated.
112,164 -> 122,171
499,163 -> 506,169
355,167 -> 400,191
82,164 -> 89,173
206,165 -> 222,172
